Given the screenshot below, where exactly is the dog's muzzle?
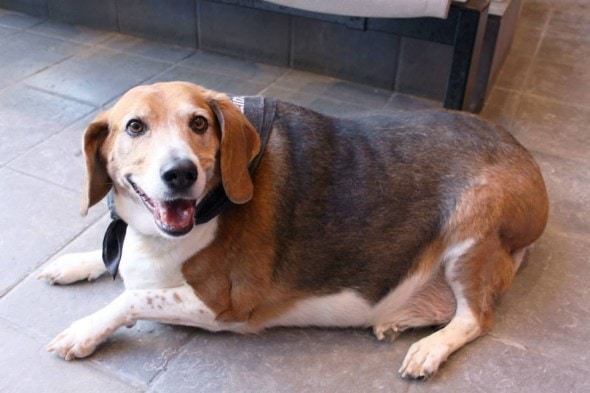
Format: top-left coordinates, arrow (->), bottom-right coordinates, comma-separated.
160,158 -> 198,192
127,174 -> 197,237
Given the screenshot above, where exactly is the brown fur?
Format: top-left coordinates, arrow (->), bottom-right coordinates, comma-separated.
442,153 -> 548,332
80,82 -> 248,215
209,98 -> 261,204
81,112 -> 111,215
181,130 -> 297,324
79,82 -> 549,372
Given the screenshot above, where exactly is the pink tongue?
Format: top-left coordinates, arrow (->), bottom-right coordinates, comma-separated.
158,200 -> 195,230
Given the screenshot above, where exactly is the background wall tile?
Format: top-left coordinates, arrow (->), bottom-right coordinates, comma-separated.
197,0 -> 290,66
48,0 -> 118,30
116,0 -> 197,47
396,37 -> 453,101
0,0 -> 47,17
292,17 -> 399,89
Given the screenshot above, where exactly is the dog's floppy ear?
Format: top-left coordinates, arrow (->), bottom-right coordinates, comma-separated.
209,98 -> 260,204
81,111 -> 112,216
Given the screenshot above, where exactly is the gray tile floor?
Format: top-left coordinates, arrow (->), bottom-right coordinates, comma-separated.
0,0 -> 588,391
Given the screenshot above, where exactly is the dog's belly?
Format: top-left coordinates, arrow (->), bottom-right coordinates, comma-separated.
262,290 -> 374,328
260,273 -> 454,331
261,239 -> 470,331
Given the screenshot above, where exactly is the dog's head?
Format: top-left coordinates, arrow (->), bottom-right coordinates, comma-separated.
81,82 -> 260,237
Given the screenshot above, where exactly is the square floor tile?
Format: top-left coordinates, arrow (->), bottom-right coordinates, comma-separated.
0,168 -> 106,296
270,70 -> 391,108
523,59 -> 590,103
0,216 -> 119,335
91,321 -> 194,388
0,25 -> 16,38
27,20 -> 115,45
0,8 -> 44,29
99,33 -> 195,64
151,328 -> 414,393
494,53 -> 534,91
0,215 -> 194,387
547,9 -> 590,41
8,111 -> 98,191
512,95 -> 590,164
0,84 -> 95,165
180,50 -> 286,87
510,24 -> 543,57
25,47 -> 171,105
537,34 -> 590,65
519,1 -> 551,28
531,152 -> 590,236
408,335 -> 590,393
480,87 -> 521,129
0,31 -> 83,88
492,230 -> 590,373
0,319 -> 139,392
148,65 -> 278,96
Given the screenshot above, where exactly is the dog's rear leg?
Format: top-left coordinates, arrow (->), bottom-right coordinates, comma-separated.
37,250 -> 106,285
399,237 -> 516,379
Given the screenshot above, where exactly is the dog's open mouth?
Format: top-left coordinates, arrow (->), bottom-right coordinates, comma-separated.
127,177 -> 196,236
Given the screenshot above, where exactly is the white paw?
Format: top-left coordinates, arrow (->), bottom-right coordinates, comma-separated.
47,316 -> 110,360
399,335 -> 450,379
373,323 -> 403,342
37,252 -> 105,285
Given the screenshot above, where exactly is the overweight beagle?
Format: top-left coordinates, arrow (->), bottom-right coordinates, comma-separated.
38,81 -> 548,378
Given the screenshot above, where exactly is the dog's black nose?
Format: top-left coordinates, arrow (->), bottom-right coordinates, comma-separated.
160,158 -> 198,191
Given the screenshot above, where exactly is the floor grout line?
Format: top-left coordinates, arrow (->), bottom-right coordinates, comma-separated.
487,333 -> 590,375
95,38 -> 195,66
519,7 -> 554,94
1,105 -> 96,168
145,336 -> 195,389
24,83 -> 101,108
0,41 -> 95,96
0,316 -> 145,391
520,90 -> 590,110
0,17 -> 47,32
0,210 -> 108,301
5,166 -> 81,193
529,147 -> 590,169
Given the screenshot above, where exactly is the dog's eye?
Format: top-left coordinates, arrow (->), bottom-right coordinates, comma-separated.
190,116 -> 208,133
126,119 -> 145,135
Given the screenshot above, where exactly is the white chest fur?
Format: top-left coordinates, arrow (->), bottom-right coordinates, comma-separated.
119,218 -> 218,290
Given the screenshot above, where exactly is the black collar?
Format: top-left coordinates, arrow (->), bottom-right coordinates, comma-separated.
102,96 -> 276,278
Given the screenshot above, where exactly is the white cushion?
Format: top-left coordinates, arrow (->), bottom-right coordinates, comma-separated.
266,0 -> 453,19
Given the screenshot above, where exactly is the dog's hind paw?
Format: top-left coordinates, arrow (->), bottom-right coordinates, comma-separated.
373,323 -> 404,342
37,251 -> 105,285
399,335 -> 449,379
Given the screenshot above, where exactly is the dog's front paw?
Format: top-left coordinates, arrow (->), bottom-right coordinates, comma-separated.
47,317 -> 110,360
399,335 -> 449,379
37,251 -> 104,285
